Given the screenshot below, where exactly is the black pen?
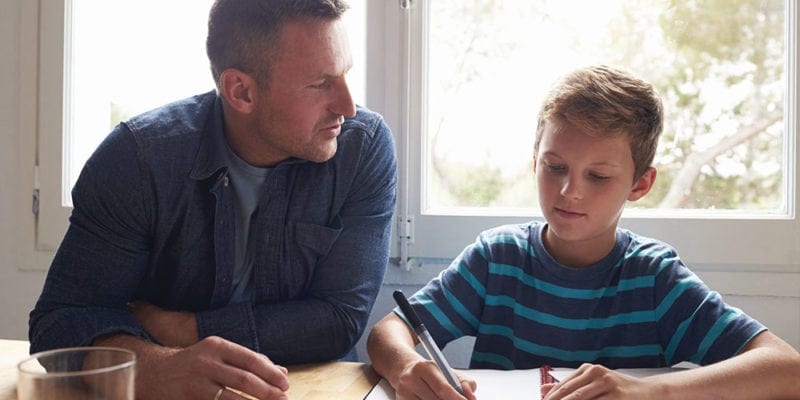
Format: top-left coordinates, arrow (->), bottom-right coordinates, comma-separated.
393,290 -> 465,395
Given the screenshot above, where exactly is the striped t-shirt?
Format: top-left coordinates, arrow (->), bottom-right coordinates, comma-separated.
400,221 -> 765,370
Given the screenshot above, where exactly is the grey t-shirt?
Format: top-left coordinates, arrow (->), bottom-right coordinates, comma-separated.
223,143 -> 270,304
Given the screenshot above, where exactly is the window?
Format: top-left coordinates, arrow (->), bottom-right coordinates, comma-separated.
32,0 -> 366,261
27,0 -> 800,273
63,0 -> 367,201
425,0 -> 788,214
388,0 -> 799,267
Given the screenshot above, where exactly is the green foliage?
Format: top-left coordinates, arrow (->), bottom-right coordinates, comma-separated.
431,160 -> 505,207
430,0 -> 786,211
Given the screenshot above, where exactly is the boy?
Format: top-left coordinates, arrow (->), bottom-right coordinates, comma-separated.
366,65 -> 800,400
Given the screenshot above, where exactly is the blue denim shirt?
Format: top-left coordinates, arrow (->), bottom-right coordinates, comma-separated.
29,91 -> 398,364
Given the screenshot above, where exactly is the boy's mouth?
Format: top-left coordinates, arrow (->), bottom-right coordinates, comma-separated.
554,207 -> 585,219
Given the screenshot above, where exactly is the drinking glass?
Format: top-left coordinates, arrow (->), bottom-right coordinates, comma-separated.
17,347 -> 136,400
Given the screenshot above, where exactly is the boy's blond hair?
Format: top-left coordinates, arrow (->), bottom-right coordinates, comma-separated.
534,65 -> 664,180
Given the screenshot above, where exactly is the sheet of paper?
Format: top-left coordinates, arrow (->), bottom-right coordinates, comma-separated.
364,367 -> 691,400
364,369 -> 542,400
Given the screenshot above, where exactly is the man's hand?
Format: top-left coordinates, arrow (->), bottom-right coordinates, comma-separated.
128,301 -> 198,348
94,335 -> 290,400
393,359 -> 477,400
541,363 -> 652,400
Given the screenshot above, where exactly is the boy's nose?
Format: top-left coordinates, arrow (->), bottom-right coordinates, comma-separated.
560,176 -> 584,200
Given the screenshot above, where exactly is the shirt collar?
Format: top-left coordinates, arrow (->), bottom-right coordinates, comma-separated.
189,92 -> 308,181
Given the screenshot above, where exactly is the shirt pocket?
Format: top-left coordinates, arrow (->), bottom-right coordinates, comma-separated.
287,217 -> 344,296
293,216 -> 342,256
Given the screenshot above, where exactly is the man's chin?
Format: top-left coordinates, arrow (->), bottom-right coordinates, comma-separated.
305,144 -> 338,163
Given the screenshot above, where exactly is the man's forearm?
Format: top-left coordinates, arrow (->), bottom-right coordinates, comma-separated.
128,302 -> 199,348
92,333 -> 177,362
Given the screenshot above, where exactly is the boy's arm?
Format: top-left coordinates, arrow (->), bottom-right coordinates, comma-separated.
367,313 -> 477,400
652,331 -> 800,399
543,331 -> 800,400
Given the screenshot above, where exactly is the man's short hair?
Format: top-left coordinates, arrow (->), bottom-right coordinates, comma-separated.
534,65 -> 664,180
206,0 -> 349,88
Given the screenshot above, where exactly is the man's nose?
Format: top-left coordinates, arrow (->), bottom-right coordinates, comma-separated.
332,79 -> 356,118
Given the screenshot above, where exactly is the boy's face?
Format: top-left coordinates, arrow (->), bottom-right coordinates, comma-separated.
534,119 -> 655,258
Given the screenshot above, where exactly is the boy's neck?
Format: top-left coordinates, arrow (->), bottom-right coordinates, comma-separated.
542,225 -> 617,268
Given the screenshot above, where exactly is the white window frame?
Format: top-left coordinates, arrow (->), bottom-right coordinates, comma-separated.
15,0 -> 67,271
20,0 -> 800,281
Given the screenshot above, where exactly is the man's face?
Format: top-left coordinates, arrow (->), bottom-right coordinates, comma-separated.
534,120 -> 643,254
250,17 -> 356,166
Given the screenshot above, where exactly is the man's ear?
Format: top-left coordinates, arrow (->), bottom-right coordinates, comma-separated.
628,167 -> 657,202
219,68 -> 257,114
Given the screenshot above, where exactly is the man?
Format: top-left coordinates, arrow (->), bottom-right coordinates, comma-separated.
29,1 -> 397,399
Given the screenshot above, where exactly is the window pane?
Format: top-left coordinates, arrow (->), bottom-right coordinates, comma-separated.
425,0 -> 787,215
63,0 -> 366,206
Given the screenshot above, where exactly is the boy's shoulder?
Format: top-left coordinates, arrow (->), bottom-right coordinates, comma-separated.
478,221 -> 542,241
618,227 -> 679,253
617,228 -> 691,277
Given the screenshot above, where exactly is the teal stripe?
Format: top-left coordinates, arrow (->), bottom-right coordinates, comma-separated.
455,261 -> 486,299
663,290 -> 713,362
416,293 -> 464,339
478,324 -> 662,361
655,276 -> 702,320
657,255 -> 680,272
488,263 -> 655,299
471,350 -> 515,369
483,231 -> 537,258
625,245 -> 647,259
692,298 -> 740,363
484,294 -> 655,330
440,284 -> 480,332
628,245 -> 677,263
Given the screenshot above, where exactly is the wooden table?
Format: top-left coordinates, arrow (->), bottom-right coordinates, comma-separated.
0,340 -> 380,400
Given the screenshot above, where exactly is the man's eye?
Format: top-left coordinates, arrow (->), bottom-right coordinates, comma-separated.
310,81 -> 331,89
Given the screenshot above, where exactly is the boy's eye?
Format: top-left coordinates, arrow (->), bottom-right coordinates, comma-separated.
589,173 -> 610,181
546,164 -> 566,173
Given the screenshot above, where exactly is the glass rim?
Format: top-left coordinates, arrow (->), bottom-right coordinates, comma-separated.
17,346 -> 137,378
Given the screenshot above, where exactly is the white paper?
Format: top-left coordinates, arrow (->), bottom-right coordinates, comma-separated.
364,369 -> 542,400
365,367 -> 689,400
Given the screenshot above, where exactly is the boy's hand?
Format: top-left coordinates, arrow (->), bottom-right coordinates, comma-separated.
394,360 -> 477,400
541,363 -> 653,400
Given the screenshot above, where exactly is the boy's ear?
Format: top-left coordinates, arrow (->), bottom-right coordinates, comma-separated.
219,68 -> 257,114
628,167 -> 657,202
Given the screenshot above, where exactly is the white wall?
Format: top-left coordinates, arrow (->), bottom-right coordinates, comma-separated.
0,0 -> 49,341
1,0 -> 798,360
